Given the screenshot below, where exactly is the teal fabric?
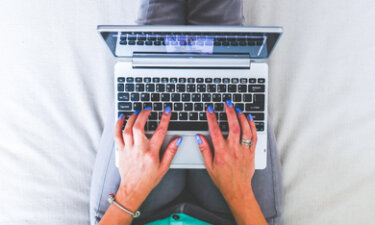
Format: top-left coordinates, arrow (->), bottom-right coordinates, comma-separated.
145,213 -> 212,225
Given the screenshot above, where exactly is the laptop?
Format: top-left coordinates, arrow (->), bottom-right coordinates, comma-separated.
98,25 -> 282,169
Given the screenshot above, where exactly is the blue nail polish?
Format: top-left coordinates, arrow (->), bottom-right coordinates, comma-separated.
144,106 -> 152,110
195,134 -> 202,144
175,137 -> 183,146
134,110 -> 140,115
207,105 -> 214,114
118,113 -> 124,120
248,113 -> 254,121
226,100 -> 233,107
164,106 -> 171,114
235,107 -> 242,114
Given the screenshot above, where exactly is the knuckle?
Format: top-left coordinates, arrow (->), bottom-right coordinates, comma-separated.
231,125 -> 241,135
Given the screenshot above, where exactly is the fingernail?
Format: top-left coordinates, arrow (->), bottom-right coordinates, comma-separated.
118,113 -> 124,120
164,106 -> 171,114
134,110 -> 140,115
195,134 -> 202,144
248,113 -> 254,121
207,105 -> 214,114
226,100 -> 233,107
175,137 -> 183,146
235,107 -> 242,114
144,106 -> 152,110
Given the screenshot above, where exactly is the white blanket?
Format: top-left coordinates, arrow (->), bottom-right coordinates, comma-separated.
0,0 -> 374,224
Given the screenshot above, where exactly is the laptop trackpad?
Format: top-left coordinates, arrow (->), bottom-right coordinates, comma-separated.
160,135 -> 207,169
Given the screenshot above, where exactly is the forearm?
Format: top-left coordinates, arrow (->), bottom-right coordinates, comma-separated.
225,190 -> 267,225
98,187 -> 145,225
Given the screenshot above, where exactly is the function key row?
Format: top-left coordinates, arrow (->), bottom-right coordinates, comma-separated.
117,77 -> 265,84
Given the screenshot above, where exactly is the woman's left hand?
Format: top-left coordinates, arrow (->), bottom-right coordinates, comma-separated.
113,106 -> 182,212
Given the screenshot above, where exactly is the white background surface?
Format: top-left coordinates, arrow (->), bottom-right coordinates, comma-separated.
0,0 -> 375,224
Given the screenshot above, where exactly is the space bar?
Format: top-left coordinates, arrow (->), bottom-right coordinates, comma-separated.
168,122 -> 208,131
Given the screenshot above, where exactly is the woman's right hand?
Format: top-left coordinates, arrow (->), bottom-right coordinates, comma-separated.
195,100 -> 266,225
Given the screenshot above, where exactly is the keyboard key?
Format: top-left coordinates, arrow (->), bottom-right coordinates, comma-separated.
244,94 -> 252,102
240,78 -> 247,84
214,78 -> 221,83
146,84 -> 155,92
205,78 -> 213,83
197,84 -> 206,92
189,112 -> 198,120
215,103 -> 224,111
238,85 -> 247,92
144,77 -> 151,83
192,94 -> 201,102
207,84 -> 216,92
117,77 -> 125,82
248,85 -> 265,92
171,112 -> 178,120
118,93 -> 129,101
219,113 -> 227,121
131,93 -> 139,101
149,112 -> 158,120
179,78 -> 186,83
125,84 -> 134,92
120,40 -> 127,45
254,94 -> 265,103
135,77 -> 142,82
174,103 -> 183,111
137,40 -> 144,45
245,103 -> 264,111
153,103 -> 163,111
151,93 -> 160,101
250,113 -> 264,121
153,78 -> 160,83
170,78 -> 178,83
204,103 -> 213,111
172,93 -> 181,101
126,77 -> 134,82
161,77 -> 169,83
182,93 -> 190,101
235,103 -> 244,111
184,103 -> 193,111
164,103 -> 172,110
118,84 -> 124,92
218,85 -> 226,92
199,112 -> 207,120
258,78 -> 265,83
177,84 -> 185,92
219,122 -> 229,132
231,78 -> 239,83
188,78 -> 195,83
133,102 -> 142,110
128,40 -> 136,45
136,84 -> 144,92
141,93 -> 150,101
249,78 -> 256,83
255,122 -> 264,131
118,103 -> 132,110
228,85 -> 237,92
156,84 -> 165,92
187,84 -> 196,92
222,94 -> 231,101
202,94 -> 211,102
194,103 -> 204,111
212,94 -> 221,102
168,122 -> 208,131
196,78 -> 204,83
161,93 -> 170,101
143,102 -> 152,109
223,78 -> 230,84
179,112 -> 188,120
148,121 -> 158,131
233,94 -> 241,102
166,84 -> 175,92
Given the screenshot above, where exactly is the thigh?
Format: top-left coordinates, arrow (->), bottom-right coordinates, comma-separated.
89,108 -> 187,224
136,0 -> 187,25
187,0 -> 244,25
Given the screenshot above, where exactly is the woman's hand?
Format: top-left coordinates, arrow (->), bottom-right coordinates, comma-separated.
113,106 -> 182,212
196,100 -> 266,225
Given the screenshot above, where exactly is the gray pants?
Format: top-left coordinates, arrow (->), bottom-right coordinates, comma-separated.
90,0 -> 282,224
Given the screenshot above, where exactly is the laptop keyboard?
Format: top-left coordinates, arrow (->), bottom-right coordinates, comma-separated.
117,77 -> 265,132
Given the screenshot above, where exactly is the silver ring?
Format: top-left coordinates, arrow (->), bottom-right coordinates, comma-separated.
241,139 -> 253,147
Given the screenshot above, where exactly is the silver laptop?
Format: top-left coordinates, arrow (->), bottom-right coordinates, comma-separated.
98,25 -> 282,169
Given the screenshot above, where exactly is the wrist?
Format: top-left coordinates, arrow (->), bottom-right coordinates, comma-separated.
223,187 -> 255,207
115,186 -> 146,213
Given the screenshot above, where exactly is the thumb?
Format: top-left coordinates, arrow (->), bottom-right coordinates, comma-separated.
160,137 -> 183,172
195,134 -> 213,171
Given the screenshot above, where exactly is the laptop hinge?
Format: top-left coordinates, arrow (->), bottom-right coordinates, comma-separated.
132,53 -> 251,69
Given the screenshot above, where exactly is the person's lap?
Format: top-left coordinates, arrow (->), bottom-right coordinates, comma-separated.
90,0 -> 282,224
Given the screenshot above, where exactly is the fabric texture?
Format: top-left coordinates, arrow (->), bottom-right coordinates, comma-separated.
1,0 -> 375,225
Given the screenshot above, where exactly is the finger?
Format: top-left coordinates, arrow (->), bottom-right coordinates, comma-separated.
122,110 -> 140,146
160,137 -> 183,172
114,113 -> 125,149
247,113 -> 258,152
195,134 -> 213,171
206,105 -> 225,146
150,106 -> 171,152
132,106 -> 152,143
235,107 -> 252,148
225,100 -> 241,145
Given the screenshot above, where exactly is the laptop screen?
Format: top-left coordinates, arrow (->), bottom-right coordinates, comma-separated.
98,26 -> 282,60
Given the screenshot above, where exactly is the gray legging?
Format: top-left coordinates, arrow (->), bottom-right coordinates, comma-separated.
90,0 -> 282,224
